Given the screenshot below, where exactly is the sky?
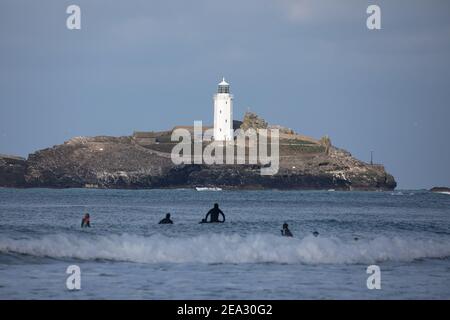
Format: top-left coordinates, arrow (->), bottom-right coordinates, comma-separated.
0,0 -> 449,189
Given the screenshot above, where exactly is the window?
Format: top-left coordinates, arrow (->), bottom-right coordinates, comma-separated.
218,86 -> 229,94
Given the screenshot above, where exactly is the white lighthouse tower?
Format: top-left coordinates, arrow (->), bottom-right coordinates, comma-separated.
213,77 -> 233,141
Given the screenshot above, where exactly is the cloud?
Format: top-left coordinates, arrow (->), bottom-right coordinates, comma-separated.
277,0 -> 361,24
279,0 -> 312,22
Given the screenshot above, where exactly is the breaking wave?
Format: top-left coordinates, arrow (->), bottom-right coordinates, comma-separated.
1,233 -> 450,264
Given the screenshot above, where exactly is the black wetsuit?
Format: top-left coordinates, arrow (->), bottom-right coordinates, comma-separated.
81,218 -> 90,228
205,207 -> 225,223
281,228 -> 293,237
159,217 -> 173,224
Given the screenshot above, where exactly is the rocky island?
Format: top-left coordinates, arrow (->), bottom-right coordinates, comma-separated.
0,112 -> 396,190
430,187 -> 450,195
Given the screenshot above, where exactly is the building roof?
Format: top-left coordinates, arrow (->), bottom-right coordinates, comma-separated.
172,125 -> 213,132
219,77 -> 229,86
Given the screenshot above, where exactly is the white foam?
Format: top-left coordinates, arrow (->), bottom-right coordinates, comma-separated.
1,233 -> 450,264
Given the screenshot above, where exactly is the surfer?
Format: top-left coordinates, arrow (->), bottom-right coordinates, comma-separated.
81,213 -> 91,228
201,203 -> 225,223
159,213 -> 173,224
281,222 -> 293,237
312,231 -> 319,237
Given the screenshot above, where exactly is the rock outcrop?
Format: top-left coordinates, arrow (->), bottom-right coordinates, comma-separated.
240,112 -> 268,131
0,132 -> 396,190
430,187 -> 450,194
0,155 -> 27,187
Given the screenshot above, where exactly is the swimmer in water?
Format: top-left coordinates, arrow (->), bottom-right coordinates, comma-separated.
81,213 -> 91,228
159,213 -> 173,224
281,222 -> 293,237
202,203 -> 225,223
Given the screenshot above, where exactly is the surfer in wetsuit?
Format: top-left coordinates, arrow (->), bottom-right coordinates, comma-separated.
81,213 -> 91,228
202,203 -> 225,223
159,213 -> 173,224
281,222 -> 293,237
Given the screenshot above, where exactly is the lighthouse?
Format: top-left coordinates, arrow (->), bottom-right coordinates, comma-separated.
213,77 -> 233,141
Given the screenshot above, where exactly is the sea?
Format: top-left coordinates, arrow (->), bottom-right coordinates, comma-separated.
0,188 -> 449,299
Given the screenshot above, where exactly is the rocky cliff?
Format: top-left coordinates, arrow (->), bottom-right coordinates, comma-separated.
0,155 -> 27,187
0,132 -> 396,190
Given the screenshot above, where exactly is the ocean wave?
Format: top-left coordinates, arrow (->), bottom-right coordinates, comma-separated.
1,233 -> 450,265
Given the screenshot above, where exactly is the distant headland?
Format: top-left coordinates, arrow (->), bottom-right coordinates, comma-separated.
430,187 -> 450,195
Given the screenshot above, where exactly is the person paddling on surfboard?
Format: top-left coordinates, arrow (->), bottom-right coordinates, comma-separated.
159,213 -> 173,224
201,203 -> 225,223
281,222 -> 293,237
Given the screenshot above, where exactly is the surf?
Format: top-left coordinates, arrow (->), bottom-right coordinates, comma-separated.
1,233 -> 450,265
